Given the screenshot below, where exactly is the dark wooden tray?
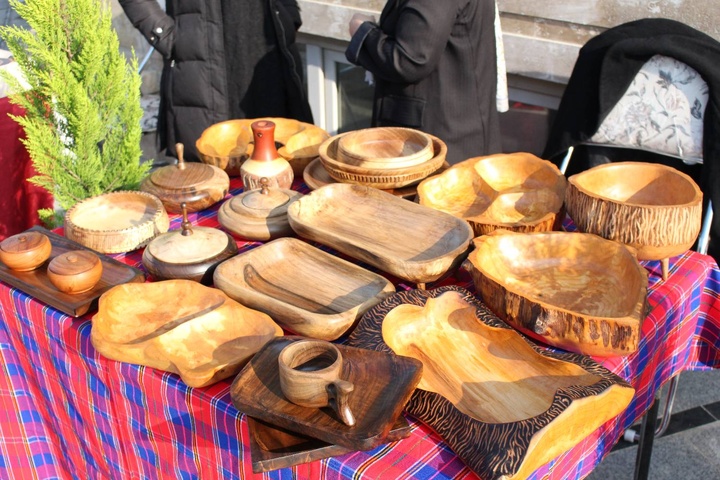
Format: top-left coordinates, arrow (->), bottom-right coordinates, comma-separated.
231,336 -> 422,452
247,415 -> 411,473
0,226 -> 145,316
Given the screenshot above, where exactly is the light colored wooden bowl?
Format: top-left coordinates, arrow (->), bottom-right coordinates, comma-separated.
463,230 -> 648,357
417,153 -> 567,236
64,191 -> 170,254
566,161 -> 702,280
287,184 -> 473,286
319,133 -> 447,189
0,231 -> 52,271
47,250 -> 103,294
336,127 -> 433,168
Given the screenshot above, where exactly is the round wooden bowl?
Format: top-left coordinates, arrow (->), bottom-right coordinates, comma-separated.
417,153 -> 567,236
336,127 -> 434,168
0,231 -> 52,271
47,250 -> 103,294
566,162 -> 702,279
64,191 -> 170,254
319,133 -> 447,189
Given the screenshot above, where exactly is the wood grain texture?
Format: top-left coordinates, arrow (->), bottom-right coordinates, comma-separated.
91,279 -> 283,388
337,127 -> 433,168
230,336 -> 422,451
0,230 -> 52,271
0,227 -> 144,317
47,250 -> 103,294
140,162 -> 230,213
464,231 -> 648,357
217,186 -> 303,241
347,286 -> 635,480
214,238 -> 395,340
287,184 -> 473,284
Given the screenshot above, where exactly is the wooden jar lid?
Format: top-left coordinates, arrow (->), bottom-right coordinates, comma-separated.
1,231 -> 49,254
0,231 -> 52,271
48,250 -> 101,276
228,178 -> 302,220
149,161 -> 215,190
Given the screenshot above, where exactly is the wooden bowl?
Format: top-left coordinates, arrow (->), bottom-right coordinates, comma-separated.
566,162 -> 702,280
463,230 -> 649,357
0,231 -> 52,271
47,250 -> 103,294
319,133 -> 447,189
64,191 -> 170,254
336,127 -> 433,168
417,153 -> 567,236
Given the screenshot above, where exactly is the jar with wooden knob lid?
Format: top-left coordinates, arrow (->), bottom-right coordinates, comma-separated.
240,120 -> 294,191
47,250 -> 103,294
0,230 -> 52,271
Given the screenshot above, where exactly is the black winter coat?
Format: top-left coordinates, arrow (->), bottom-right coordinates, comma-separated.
345,0 -> 502,165
119,0 -> 314,162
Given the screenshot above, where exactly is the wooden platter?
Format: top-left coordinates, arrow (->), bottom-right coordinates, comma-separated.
287,184 -> 474,287
230,336 -> 422,452
247,415 -> 411,473
214,238 -> 395,340
0,226 -> 144,317
348,286 -> 635,480
463,230 -> 649,357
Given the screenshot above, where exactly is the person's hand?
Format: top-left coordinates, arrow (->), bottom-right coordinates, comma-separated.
349,13 -> 376,37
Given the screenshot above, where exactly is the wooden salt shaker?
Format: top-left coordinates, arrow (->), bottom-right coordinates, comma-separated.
240,120 -> 294,191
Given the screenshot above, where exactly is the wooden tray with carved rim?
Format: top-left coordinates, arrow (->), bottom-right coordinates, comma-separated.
347,286 -> 635,480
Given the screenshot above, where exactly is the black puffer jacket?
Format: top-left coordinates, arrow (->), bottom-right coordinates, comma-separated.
119,0 -> 314,162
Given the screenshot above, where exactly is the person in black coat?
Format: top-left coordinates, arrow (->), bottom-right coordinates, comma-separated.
119,0 -> 314,162
345,0 -> 502,165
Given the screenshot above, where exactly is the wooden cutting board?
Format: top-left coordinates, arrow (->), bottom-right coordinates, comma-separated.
0,226 -> 145,316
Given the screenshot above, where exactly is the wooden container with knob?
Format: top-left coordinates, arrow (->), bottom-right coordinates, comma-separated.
240,120 -> 294,191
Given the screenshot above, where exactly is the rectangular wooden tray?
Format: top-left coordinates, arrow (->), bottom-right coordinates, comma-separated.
0,226 -> 145,316
231,336 -> 422,452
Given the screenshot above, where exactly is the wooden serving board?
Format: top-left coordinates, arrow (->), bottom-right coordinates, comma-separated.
231,336 -> 422,452
0,226 -> 145,316
247,415 -> 411,473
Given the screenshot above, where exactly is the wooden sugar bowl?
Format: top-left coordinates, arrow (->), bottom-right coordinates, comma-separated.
218,177 -> 303,241
47,250 -> 103,294
0,231 -> 52,271
142,204 -> 238,285
141,143 -> 230,213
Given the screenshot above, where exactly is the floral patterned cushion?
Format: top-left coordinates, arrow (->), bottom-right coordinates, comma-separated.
590,55 -> 707,165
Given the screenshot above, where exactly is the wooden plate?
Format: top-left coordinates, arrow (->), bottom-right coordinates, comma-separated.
0,226 -> 144,317
336,127 -> 434,168
213,238 -> 395,340
348,286 -> 635,480
230,336 -> 422,452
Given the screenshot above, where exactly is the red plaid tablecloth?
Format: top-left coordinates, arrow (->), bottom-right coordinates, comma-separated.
0,178 -> 719,479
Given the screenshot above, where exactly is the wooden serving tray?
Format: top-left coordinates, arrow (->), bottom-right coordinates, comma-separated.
247,415 -> 411,473
230,336 -> 422,452
0,226 -> 145,316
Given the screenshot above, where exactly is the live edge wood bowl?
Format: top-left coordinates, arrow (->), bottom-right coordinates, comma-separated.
91,279 -> 283,388
463,230 -> 649,357
287,184 -> 474,287
566,162 -> 703,280
336,127 -> 434,168
214,237 -> 395,340
417,152 -> 567,236
196,118 -> 330,176
348,286 -> 635,480
64,191 -> 170,254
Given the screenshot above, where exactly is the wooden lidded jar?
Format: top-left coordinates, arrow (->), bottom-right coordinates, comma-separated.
141,143 -> 230,213
240,120 -> 294,190
0,231 -> 52,271
142,203 -> 238,285
47,250 -> 103,294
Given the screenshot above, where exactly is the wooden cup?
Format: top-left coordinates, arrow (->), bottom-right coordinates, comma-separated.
278,340 -> 356,426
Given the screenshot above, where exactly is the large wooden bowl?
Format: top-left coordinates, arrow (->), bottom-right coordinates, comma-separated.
64,191 -> 170,254
336,127 -> 434,168
417,153 -> 566,236
566,162 -> 702,279
463,230 -> 648,357
348,287 -> 634,480
196,118 -> 329,176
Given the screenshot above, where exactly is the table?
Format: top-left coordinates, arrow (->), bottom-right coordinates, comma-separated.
1,178 -> 719,479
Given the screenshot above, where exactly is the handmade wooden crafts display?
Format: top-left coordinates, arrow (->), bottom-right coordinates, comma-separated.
348,286 -> 635,480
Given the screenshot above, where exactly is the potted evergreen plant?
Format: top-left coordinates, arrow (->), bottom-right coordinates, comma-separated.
0,0 -> 150,226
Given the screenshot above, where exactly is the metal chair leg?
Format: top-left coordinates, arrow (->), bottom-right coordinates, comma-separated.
634,393 -> 660,480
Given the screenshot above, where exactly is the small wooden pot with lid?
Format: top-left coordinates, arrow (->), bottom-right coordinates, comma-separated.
0,231 -> 52,271
218,177 -> 303,241
141,143 -> 230,213
142,203 -> 238,285
48,250 -> 103,294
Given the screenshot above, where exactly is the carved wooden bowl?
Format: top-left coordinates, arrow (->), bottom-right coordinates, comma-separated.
336,127 -> 434,168
348,286 -> 635,480
47,250 -> 103,294
64,191 -> 170,254
566,162 -> 703,280
463,230 -> 648,357
196,118 -> 329,176
417,153 -> 567,236
318,133 -> 447,189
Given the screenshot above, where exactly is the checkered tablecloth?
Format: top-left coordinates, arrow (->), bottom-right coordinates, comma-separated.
1,178 -> 719,479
